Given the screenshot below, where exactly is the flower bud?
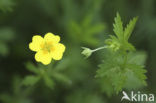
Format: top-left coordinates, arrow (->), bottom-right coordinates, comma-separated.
105,39 -> 120,52
81,47 -> 93,58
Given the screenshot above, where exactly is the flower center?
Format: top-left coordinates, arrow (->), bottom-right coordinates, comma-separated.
40,41 -> 54,54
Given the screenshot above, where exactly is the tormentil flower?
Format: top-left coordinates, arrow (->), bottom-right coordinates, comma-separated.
29,33 -> 65,65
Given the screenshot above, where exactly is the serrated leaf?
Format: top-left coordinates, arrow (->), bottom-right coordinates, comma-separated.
113,13 -> 124,40
112,72 -> 126,93
106,13 -> 138,52
128,51 -> 147,65
96,58 -> 118,78
22,75 -> 40,86
97,77 -> 114,97
96,50 -> 147,94
124,42 -> 135,51
124,68 -> 145,89
96,54 -> 126,94
124,17 -> 138,41
127,64 -> 147,86
96,13 -> 147,96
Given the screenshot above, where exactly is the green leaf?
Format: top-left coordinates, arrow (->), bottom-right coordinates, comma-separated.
68,15 -> 105,46
112,72 -> 126,93
127,64 -> 147,86
86,23 -> 105,36
25,62 -> 39,74
96,50 -> 147,94
97,66 -> 126,93
128,51 -> 147,65
82,15 -> 93,28
124,68 -> 146,89
43,75 -> 54,89
96,53 -> 126,93
105,13 -> 138,52
124,42 -> 135,51
94,13 -> 147,96
97,77 -> 114,97
22,75 -> 40,86
113,13 -> 124,40
52,72 -> 72,84
124,17 -> 138,41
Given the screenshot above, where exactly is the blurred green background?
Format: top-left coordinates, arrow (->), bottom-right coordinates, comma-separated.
0,0 -> 156,103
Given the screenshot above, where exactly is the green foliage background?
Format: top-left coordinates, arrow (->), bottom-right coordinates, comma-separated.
0,0 -> 156,103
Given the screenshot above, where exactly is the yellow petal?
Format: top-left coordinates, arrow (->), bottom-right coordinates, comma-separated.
52,43 -> 65,60
44,32 -> 60,43
29,35 -> 44,51
35,50 -> 52,65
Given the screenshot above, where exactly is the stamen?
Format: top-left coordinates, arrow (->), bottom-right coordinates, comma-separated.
40,41 -> 54,53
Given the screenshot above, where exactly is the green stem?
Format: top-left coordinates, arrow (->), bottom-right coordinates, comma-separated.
122,52 -> 128,69
92,46 -> 108,52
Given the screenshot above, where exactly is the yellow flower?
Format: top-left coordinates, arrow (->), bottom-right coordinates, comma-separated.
29,33 -> 65,65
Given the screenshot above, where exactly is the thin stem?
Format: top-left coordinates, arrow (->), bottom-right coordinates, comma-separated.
92,46 -> 108,52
